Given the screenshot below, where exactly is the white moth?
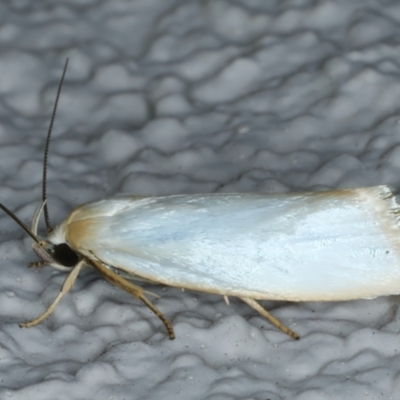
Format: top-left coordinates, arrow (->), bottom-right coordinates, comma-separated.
3,60 -> 400,340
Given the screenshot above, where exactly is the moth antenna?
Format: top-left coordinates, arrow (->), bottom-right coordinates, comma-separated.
0,203 -> 40,244
43,58 -> 69,234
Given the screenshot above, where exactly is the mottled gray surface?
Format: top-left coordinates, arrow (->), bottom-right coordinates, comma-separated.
0,1 -> 400,399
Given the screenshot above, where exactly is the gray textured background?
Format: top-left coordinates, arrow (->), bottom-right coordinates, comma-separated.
0,1 -> 400,399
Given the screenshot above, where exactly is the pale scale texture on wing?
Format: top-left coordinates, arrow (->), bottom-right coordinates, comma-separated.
52,185 -> 400,301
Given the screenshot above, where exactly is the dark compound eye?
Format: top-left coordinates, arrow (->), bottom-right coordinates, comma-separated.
51,243 -> 80,267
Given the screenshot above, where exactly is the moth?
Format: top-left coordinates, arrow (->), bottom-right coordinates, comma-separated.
2,59 -> 400,340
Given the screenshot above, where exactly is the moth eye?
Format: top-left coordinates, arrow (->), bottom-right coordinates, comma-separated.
52,243 -> 80,267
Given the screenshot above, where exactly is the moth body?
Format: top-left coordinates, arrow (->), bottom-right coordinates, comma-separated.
47,185 -> 400,304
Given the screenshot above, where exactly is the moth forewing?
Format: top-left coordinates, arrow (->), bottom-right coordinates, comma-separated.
57,187 -> 400,302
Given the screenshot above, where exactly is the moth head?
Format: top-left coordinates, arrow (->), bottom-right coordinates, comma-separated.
32,240 -> 80,271
0,201 -> 81,271
25,197 -> 80,270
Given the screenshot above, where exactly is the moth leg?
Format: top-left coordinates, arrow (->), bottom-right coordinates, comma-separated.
90,259 -> 175,340
240,297 -> 299,340
138,294 -> 175,340
20,259 -> 86,328
28,260 -> 48,268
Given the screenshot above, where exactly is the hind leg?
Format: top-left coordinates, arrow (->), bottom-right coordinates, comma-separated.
240,297 -> 299,340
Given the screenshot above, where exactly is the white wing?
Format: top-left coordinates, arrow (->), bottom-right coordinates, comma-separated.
52,185 -> 400,301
